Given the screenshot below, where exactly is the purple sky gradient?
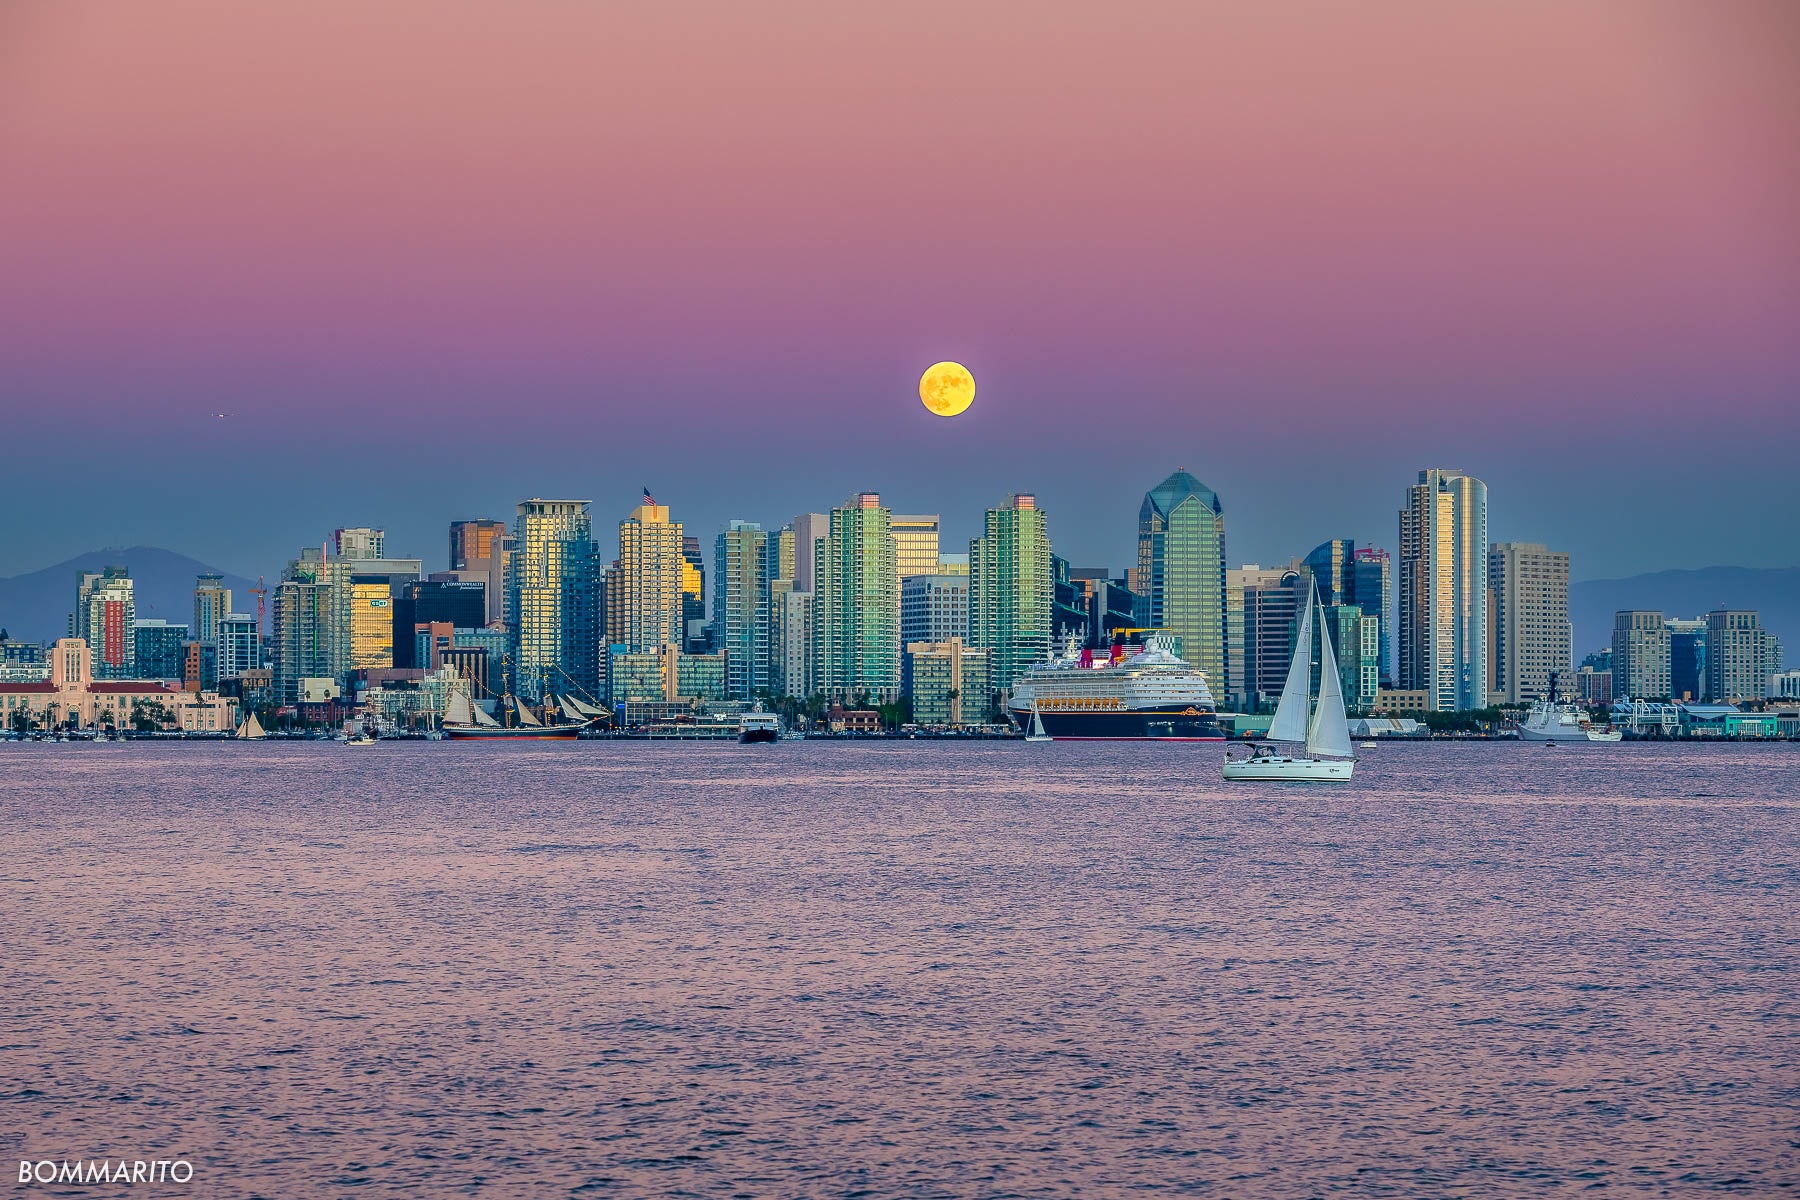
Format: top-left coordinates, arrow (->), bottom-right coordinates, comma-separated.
1,1 -> 1795,581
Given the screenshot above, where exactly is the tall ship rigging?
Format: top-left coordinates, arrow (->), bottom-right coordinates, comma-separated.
1006,633 -> 1224,740
441,660 -> 609,741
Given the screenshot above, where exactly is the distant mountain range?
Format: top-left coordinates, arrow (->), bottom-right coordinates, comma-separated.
1570,566 -> 1798,660
0,548 -> 258,645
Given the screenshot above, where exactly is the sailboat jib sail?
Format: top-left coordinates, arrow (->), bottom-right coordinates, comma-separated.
1222,580 -> 1355,782
514,698 -> 543,727
1266,586 -> 1315,744
1306,603 -> 1355,760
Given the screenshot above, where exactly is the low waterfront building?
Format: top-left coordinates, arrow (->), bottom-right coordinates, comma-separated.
606,644 -> 727,704
1610,698 -> 1680,737
1371,688 -> 1431,714
0,638 -> 236,732
1678,703 -> 1780,738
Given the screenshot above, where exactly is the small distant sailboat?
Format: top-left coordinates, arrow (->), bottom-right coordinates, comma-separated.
234,711 -> 266,740
1025,700 -> 1053,743
1222,581 -> 1356,783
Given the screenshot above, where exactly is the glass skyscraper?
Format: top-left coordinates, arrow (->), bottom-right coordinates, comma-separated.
815,493 -> 900,701
1137,469 -> 1226,696
714,520 -> 769,699
510,499 -> 599,701
1398,468 -> 1489,711
969,493 -> 1052,691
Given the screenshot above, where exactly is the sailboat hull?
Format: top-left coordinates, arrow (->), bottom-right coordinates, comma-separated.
1221,755 -> 1355,782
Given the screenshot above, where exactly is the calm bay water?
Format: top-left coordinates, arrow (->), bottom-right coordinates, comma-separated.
1,740 -> 1796,1197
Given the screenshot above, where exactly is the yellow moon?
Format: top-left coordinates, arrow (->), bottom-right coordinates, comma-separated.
919,361 -> 975,417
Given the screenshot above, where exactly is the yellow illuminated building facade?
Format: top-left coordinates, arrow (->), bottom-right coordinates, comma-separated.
349,582 -> 394,670
891,514 -> 941,579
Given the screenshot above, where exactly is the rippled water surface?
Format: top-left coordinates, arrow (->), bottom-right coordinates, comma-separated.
2,740 -> 1797,1197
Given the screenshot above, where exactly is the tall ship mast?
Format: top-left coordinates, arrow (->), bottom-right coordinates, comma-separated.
440,654 -> 609,741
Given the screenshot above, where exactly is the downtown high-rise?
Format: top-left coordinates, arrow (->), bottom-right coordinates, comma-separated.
449,518 -> 511,626
510,499 -> 599,701
607,499 -> 685,655
75,567 -> 135,680
714,521 -> 769,699
1487,542 -> 1571,704
969,493 -> 1052,691
814,493 -> 900,701
1137,469 -> 1227,696
1398,468 -> 1489,711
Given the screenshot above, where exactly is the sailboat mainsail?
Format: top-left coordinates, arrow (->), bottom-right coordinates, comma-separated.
514,697 -> 543,727
1307,603 -> 1354,760
565,695 -> 611,720
1267,587 -> 1315,744
445,691 -> 474,727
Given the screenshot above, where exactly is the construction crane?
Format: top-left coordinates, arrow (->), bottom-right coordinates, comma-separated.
248,576 -> 267,641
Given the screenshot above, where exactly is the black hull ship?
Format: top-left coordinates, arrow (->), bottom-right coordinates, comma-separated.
1008,634 -> 1224,741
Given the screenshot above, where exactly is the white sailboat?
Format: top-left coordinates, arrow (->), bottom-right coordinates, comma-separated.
234,711 -> 266,740
1025,700 -> 1052,742
1222,582 -> 1356,782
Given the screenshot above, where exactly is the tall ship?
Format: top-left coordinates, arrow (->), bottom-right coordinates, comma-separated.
1007,633 -> 1224,740
441,662 -> 609,741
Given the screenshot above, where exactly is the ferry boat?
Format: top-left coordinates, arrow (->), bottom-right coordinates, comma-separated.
738,710 -> 780,743
1007,633 -> 1224,741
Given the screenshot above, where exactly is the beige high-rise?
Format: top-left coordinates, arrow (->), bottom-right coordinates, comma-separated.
1487,542 -> 1571,704
609,501 -> 685,653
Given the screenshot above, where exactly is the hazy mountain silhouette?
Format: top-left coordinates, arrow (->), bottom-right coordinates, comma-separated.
1570,566 -> 1798,662
0,548 -> 258,645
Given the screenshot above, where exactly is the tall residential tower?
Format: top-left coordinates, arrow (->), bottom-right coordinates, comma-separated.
1137,469 -> 1227,696
1397,468 -> 1489,711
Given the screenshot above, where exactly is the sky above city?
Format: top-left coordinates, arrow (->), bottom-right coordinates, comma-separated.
1,1 -> 1796,583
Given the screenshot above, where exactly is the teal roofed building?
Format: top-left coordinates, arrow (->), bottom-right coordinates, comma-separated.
1137,468 -> 1227,698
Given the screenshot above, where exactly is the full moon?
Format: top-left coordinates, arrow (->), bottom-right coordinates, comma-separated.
919,361 -> 976,417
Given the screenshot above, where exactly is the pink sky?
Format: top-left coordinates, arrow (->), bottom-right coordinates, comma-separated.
0,1 -> 1795,577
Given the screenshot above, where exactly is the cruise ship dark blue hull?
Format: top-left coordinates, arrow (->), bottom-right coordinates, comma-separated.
1015,706 -> 1225,741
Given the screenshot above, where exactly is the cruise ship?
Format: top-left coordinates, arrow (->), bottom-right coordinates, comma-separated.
1007,634 -> 1225,740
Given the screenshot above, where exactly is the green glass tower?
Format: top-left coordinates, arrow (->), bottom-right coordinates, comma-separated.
815,493 -> 899,701
969,493 -> 1052,691
1137,469 -> 1226,695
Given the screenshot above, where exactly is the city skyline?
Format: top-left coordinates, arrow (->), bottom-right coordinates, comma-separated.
2,3 -> 1797,579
